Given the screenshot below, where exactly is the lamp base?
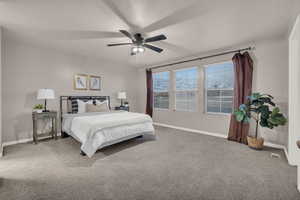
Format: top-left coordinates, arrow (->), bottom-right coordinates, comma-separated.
43,99 -> 49,112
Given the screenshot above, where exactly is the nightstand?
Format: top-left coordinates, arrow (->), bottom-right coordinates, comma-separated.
32,111 -> 57,144
115,106 -> 129,111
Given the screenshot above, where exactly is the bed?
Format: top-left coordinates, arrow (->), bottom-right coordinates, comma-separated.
60,96 -> 155,157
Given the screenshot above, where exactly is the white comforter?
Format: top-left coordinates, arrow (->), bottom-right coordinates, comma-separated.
64,111 -> 154,157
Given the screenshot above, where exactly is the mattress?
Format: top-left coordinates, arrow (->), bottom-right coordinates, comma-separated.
62,111 -> 155,157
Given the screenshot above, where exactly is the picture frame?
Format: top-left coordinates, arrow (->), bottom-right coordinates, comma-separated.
89,75 -> 101,91
74,74 -> 88,90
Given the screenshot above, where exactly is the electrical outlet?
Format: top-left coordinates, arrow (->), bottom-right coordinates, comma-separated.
270,153 -> 281,158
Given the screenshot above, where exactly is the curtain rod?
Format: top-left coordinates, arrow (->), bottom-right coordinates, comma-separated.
148,46 -> 253,70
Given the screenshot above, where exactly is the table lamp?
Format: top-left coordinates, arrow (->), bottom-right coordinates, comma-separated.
37,89 -> 55,112
117,92 -> 126,107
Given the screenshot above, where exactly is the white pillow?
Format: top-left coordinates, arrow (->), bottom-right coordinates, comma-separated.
101,100 -> 110,109
97,100 -> 108,105
77,99 -> 93,113
86,103 -> 110,112
94,100 -> 109,107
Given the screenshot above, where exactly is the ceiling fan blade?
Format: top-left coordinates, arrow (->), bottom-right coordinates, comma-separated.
157,41 -> 193,54
107,43 -> 132,46
142,3 -> 208,33
145,34 -> 167,43
1,25 -> 125,40
143,44 -> 163,53
119,30 -> 135,41
101,0 -> 139,30
45,30 -> 123,40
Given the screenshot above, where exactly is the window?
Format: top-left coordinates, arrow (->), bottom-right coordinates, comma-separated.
175,67 -> 198,111
205,61 -> 234,114
153,71 -> 170,109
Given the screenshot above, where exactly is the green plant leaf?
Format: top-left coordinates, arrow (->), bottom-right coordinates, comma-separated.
270,114 -> 287,125
248,93 -> 259,102
253,93 -> 262,99
271,107 -> 280,115
261,94 -> 274,99
33,104 -> 44,109
260,118 -> 269,127
267,122 -> 274,129
259,97 -> 276,106
239,104 -> 247,111
258,105 -> 270,118
267,107 -> 287,127
234,110 -> 245,122
243,116 -> 251,123
237,92 -> 287,130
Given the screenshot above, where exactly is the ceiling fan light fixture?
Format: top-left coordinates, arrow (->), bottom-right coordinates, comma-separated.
138,46 -> 145,53
132,46 -> 138,53
131,46 -> 145,54
108,30 -> 166,55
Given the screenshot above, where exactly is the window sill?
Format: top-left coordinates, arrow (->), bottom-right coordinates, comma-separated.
205,112 -> 232,116
173,109 -> 197,113
154,108 -> 170,112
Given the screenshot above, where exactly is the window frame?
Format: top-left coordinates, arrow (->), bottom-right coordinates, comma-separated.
153,71 -> 171,111
203,61 -> 234,115
174,67 -> 199,112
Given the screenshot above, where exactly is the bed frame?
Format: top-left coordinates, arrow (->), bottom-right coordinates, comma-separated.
59,95 -> 111,138
60,95 -> 148,156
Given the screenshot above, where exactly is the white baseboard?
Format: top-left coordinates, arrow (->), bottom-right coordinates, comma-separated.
298,166 -> 300,192
264,141 -> 285,149
154,122 -> 227,139
154,122 -> 290,160
264,142 -> 291,164
0,145 -> 3,157
2,132 -> 62,147
283,147 -> 291,164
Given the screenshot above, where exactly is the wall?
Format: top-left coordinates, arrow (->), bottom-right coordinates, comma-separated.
252,38 -> 289,147
288,15 -> 300,166
137,37 -> 289,146
2,36 -> 289,146
2,38 -> 138,143
0,27 -> 2,155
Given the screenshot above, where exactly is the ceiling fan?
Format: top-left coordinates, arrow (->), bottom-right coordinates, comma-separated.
107,30 -> 167,55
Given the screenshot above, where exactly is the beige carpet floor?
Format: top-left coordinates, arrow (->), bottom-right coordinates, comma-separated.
0,126 -> 299,200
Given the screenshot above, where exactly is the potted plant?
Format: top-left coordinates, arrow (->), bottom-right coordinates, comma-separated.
33,104 -> 44,113
234,93 -> 287,150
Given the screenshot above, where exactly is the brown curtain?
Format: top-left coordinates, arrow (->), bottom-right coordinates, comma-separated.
146,69 -> 153,117
228,52 -> 253,144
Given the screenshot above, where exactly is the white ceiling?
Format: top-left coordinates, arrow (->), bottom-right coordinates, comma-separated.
0,0 -> 299,67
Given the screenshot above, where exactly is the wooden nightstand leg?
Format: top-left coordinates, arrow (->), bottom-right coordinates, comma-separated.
54,117 -> 57,140
33,118 -> 37,144
51,118 -> 54,139
33,133 -> 37,144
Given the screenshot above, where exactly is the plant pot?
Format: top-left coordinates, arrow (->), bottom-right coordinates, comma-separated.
247,136 -> 264,150
34,109 -> 43,113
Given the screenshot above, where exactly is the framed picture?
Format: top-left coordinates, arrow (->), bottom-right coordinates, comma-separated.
89,75 -> 101,90
74,74 -> 88,90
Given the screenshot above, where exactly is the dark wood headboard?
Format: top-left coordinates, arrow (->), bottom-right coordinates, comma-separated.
59,95 -> 110,137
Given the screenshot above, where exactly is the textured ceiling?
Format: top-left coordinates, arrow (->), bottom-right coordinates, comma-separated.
0,0 -> 298,67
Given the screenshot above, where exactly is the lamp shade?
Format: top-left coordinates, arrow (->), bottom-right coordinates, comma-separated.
117,92 -> 126,99
37,89 -> 55,100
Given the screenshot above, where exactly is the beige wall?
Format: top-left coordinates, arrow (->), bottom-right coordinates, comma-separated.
137,37 -> 289,146
2,36 -> 289,146
0,27 -> 2,154
2,38 -> 138,143
288,15 -> 300,165
252,38 -> 289,147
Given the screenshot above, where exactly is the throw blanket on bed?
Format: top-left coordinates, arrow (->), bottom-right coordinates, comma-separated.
70,112 -> 153,157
